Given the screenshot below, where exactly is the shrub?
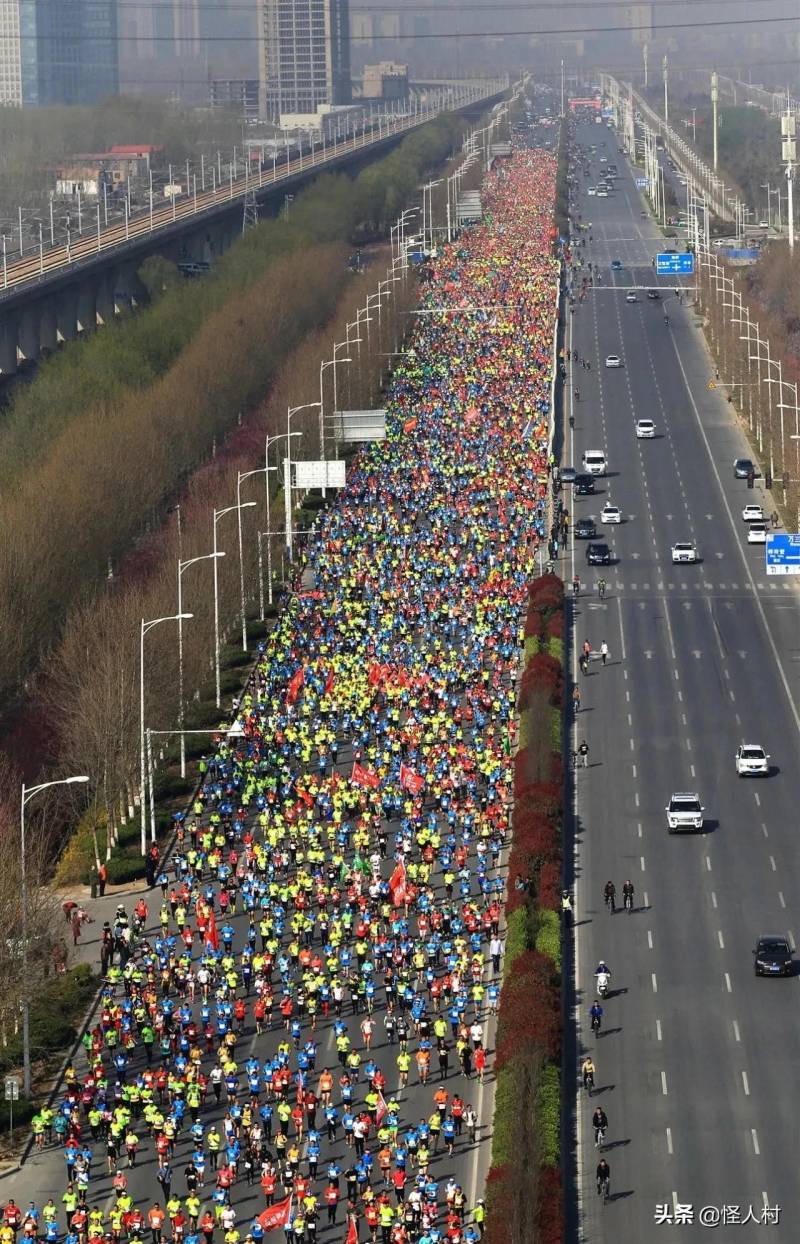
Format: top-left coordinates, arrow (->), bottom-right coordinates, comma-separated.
535,1063 -> 561,1166
154,771 -> 194,802
535,1167 -> 564,1244
537,857 -> 562,913
104,851 -> 146,885
0,965 -> 98,1077
534,907 -> 561,973
519,651 -> 562,707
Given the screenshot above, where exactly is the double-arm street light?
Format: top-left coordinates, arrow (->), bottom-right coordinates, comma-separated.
20,775 -> 89,1096
319,345 -> 352,466
285,404 -> 319,558
140,614 -> 192,854
177,552 -> 224,777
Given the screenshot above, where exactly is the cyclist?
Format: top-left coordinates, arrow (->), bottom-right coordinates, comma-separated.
589,999 -> 603,1034
597,1158 -> 611,1199
603,881 -> 616,912
572,574 -> 581,598
561,891 -> 573,925
597,577 -> 606,601
622,880 -> 635,912
581,1057 -> 595,1092
574,387 -> 580,402
664,313 -> 670,325
569,412 -> 575,429
592,1106 -> 608,1147
572,685 -> 581,714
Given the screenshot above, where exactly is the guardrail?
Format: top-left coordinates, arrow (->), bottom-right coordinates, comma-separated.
0,80 -> 507,299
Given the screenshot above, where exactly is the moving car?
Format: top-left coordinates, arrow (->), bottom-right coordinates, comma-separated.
611,259 -> 622,270
574,474 -> 596,496
600,503 -> 622,524
734,457 -> 755,479
747,523 -> 767,544
605,354 -> 623,368
560,466 -> 577,485
635,418 -> 656,438
587,186 -> 597,196
647,289 -> 660,300
597,188 -> 608,197
625,291 -> 637,303
753,935 -> 793,977
735,744 -> 769,777
582,449 -> 607,476
742,504 -> 764,523
574,517 -> 597,539
666,793 -> 704,833
586,542 -> 612,565
671,542 -> 698,564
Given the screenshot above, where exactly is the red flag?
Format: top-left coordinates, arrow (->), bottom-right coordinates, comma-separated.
206,910 -> 220,951
403,417 -> 418,434
258,1196 -> 292,1232
388,861 -> 407,907
399,763 -> 424,795
324,667 -> 335,695
343,1219 -> 359,1244
375,1091 -> 388,1125
367,663 -> 383,687
286,668 -> 305,706
352,761 -> 380,790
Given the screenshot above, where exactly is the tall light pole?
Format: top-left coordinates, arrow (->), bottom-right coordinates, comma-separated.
20,775 -> 89,1096
643,43 -> 648,89
319,349 -> 352,465
285,403 -> 318,559
177,552 -> 224,777
711,71 -> 719,172
236,472 -> 266,651
561,59 -> 565,117
781,107 -> 796,253
140,614 -> 191,854
663,54 -> 669,125
761,183 -> 771,228
212,503 -> 254,705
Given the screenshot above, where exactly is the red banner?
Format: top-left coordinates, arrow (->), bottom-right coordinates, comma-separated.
352,761 -> 380,790
399,763 -> 424,795
258,1196 -> 292,1232
403,417 -> 418,434
389,861 -> 407,907
343,1219 -> 359,1244
286,668 -> 305,706
206,910 -> 220,951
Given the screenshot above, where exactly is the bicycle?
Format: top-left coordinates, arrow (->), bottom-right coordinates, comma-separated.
597,579 -> 606,601
583,1069 -> 595,1093
623,891 -> 634,912
594,1125 -> 606,1148
598,1174 -> 610,1202
590,1013 -> 602,1036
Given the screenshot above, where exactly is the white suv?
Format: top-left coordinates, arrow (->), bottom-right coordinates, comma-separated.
582,450 -> 607,476
735,744 -> 769,777
666,793 -> 704,833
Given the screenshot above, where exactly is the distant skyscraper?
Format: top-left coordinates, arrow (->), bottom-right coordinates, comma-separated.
260,0 -> 351,121
0,0 -> 118,106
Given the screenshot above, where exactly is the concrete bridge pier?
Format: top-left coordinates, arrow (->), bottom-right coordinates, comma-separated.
40,300 -> 58,353
0,309 -> 19,375
17,303 -> 42,363
56,286 -> 79,344
77,283 -> 97,335
95,269 -> 115,326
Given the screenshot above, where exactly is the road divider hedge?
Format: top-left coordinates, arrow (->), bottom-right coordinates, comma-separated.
487,572 -> 564,1244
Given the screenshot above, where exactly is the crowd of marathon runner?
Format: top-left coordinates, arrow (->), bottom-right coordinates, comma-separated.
8,144 -> 559,1244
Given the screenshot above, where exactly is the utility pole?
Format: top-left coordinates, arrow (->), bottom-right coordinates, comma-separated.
663,54 -> 669,124
561,59 -> 565,117
643,43 -> 648,89
711,71 -> 719,171
781,104 -> 796,252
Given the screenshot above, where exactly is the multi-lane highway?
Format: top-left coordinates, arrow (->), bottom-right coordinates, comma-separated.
565,119 -> 800,1241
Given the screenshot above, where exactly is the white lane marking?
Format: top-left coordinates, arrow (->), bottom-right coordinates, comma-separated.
779,892 -> 786,909
615,594 -> 628,661
666,1127 -> 673,1155
762,823 -> 769,838
732,1020 -> 741,1042
661,1070 -> 668,1095
640,856 -> 646,872
752,1129 -> 760,1156
632,763 -> 637,779
652,972 -> 658,993
656,1018 -> 662,1041
718,930 -> 725,949
634,792 -> 640,808
754,792 -> 761,806
643,891 -> 649,906
663,598 -> 677,661
647,930 -> 653,949
724,973 -> 732,993
705,856 -> 712,872
672,344 -> 800,738
742,1071 -> 750,1096
769,856 -> 777,872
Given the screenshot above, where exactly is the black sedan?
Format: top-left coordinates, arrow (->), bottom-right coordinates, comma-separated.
586,542 -> 611,565
574,474 -> 596,496
646,289 -> 661,300
575,517 -> 597,539
734,457 -> 756,479
754,935 -> 793,977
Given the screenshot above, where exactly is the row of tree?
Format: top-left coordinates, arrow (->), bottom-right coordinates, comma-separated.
0,113 -> 467,713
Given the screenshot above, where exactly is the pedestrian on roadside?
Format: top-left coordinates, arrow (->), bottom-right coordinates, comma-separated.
600,641 -> 608,666
579,740 -> 590,768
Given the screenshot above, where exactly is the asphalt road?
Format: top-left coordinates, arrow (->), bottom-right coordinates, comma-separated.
565,120 -> 800,1242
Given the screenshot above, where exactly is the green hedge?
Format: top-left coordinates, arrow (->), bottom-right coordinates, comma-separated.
533,907 -> 561,974
535,1063 -> 561,1167
0,965 -> 97,1079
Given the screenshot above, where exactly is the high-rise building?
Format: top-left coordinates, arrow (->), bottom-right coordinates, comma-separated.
0,0 -> 118,106
260,0 -> 351,121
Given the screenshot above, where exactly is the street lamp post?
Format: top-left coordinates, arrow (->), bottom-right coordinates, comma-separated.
285,404 -> 319,559
264,431 -> 301,606
140,614 -> 191,854
212,503 -> 255,705
177,552 -> 224,777
236,471 -> 267,651
20,775 -> 89,1096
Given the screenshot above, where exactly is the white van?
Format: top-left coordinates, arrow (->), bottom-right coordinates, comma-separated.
582,449 -> 607,476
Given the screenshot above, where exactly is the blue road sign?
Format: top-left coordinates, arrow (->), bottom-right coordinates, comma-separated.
635,176 -> 648,189
766,532 -> 800,576
656,252 -> 695,275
